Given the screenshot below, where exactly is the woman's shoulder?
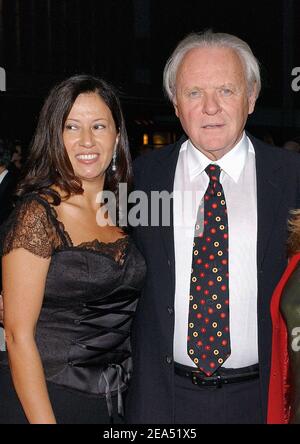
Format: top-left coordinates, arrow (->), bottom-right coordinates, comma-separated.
0,192 -> 60,259
4,192 -> 55,229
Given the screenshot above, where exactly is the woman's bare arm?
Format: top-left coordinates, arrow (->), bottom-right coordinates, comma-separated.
2,249 -> 56,424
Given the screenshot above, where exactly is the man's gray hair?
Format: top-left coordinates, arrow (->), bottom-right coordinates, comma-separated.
163,30 -> 261,102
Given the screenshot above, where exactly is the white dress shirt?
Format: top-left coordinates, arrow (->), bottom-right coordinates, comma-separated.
173,132 -> 258,368
0,168 -> 8,184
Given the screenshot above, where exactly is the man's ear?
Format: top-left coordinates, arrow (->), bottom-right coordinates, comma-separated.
248,83 -> 258,115
173,100 -> 179,118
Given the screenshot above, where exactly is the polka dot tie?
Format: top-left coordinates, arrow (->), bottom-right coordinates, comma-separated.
187,164 -> 231,376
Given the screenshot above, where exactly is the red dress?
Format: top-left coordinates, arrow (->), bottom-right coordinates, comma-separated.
267,253 -> 300,424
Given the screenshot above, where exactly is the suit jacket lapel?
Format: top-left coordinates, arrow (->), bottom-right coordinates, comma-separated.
153,136 -> 185,290
0,172 -> 10,203
253,137 -> 284,269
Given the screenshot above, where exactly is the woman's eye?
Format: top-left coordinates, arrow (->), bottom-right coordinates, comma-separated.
93,124 -> 105,130
65,124 -> 77,130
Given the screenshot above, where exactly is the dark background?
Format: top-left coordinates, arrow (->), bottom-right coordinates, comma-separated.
0,0 -> 300,158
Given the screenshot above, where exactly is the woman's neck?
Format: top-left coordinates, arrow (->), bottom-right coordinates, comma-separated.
68,178 -> 105,211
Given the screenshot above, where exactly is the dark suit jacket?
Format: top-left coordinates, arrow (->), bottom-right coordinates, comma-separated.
0,168 -> 19,293
126,134 -> 300,424
0,168 -> 19,226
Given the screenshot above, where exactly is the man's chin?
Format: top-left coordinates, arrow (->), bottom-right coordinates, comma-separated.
194,143 -> 232,160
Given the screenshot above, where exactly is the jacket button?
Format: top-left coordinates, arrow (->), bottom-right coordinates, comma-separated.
167,260 -> 171,267
166,356 -> 173,364
167,307 -> 174,315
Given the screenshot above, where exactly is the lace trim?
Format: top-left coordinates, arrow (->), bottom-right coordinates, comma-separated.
70,237 -> 130,265
46,200 -> 129,264
1,195 -> 60,259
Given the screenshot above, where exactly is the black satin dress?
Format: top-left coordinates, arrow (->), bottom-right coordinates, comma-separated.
0,193 -> 146,424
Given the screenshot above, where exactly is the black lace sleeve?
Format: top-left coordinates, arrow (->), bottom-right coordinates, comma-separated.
0,195 -> 58,259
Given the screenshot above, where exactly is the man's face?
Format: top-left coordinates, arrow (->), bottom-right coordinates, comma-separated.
174,46 -> 257,160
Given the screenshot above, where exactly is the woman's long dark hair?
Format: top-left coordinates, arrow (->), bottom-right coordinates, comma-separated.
17,75 -> 132,223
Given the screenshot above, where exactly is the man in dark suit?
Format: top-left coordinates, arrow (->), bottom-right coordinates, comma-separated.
126,31 -> 300,423
0,140 -> 19,226
0,139 -> 19,307
0,139 -> 19,342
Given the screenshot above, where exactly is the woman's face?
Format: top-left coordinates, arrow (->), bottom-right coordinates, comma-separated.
63,92 -> 119,182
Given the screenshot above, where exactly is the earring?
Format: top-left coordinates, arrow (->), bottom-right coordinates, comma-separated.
112,150 -> 117,172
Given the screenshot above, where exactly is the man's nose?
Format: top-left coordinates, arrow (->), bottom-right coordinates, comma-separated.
202,92 -> 221,115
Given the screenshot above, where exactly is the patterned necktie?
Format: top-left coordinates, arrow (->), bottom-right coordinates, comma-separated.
187,164 -> 231,376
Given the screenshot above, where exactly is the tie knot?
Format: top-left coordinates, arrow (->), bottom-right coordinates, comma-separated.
205,164 -> 221,182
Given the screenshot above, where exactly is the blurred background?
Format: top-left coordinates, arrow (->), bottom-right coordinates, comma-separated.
0,0 -> 300,164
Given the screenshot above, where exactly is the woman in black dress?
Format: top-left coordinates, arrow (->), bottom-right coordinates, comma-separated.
0,75 -> 146,424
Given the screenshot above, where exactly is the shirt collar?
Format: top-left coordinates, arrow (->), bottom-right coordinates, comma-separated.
0,168 -> 8,184
187,132 -> 250,183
